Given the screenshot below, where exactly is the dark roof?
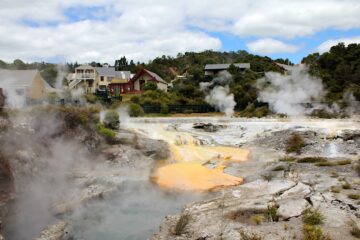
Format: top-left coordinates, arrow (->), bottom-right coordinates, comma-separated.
95,67 -> 116,76
204,63 -> 250,70
114,71 -> 131,79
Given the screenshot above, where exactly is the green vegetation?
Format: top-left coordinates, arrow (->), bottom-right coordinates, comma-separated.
174,214 -> 190,236
303,225 -> 332,240
303,209 -> 325,225
348,194 -> 360,200
286,133 -> 306,154
297,157 -> 327,163
143,81 -> 158,91
350,224 -> 360,238
279,156 -> 296,162
272,166 -> 286,171
96,123 -> 116,139
250,215 -> 264,225
342,181 -> 352,190
128,103 -> 144,117
261,172 -> 275,181
104,110 -> 120,129
330,186 -> 340,193
239,231 -> 263,240
355,161 -> 360,176
315,159 -> 352,167
265,205 -> 278,222
160,103 -> 169,114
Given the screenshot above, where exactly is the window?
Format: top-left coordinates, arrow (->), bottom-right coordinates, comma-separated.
100,76 -> 104,81
108,77 -> 113,82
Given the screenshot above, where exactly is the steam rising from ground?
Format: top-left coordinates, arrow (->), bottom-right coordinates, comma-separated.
200,72 -> 236,117
257,65 -> 324,116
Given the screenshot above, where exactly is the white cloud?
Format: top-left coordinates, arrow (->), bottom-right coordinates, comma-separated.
317,36 -> 360,53
0,0 -> 359,62
247,38 -> 299,54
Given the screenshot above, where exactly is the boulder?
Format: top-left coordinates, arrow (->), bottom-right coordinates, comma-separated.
278,198 -> 310,220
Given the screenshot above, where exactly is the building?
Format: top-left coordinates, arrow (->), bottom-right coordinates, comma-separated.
108,68 -> 168,95
204,63 -> 250,76
0,69 -> 54,101
68,65 -> 132,94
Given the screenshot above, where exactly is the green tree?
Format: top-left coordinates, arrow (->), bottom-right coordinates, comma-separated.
143,81 -> 158,91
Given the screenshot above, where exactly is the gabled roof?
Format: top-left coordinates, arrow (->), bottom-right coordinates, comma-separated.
131,68 -> 167,84
0,69 -> 38,88
204,63 -> 250,70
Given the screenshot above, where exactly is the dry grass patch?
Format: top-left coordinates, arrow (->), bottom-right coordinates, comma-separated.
286,133 -> 306,154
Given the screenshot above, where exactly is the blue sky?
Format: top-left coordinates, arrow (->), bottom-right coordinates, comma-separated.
1,0 -> 360,64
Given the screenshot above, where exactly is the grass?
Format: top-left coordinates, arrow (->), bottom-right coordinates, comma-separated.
348,194 -> 360,200
342,182 -> 352,190
355,162 -> 360,176
303,225 -> 332,240
297,157 -> 327,163
174,214 -> 190,236
302,209 -> 325,225
350,225 -> 360,238
261,172 -> 275,181
265,205 -> 278,222
315,159 -> 352,167
330,186 -> 340,193
250,215 -> 264,225
96,123 -> 116,139
286,133 -> 306,154
279,156 -> 296,162
239,231 -> 263,240
272,165 -> 286,171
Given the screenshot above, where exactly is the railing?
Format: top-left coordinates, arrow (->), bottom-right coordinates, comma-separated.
69,78 -> 82,89
75,73 -> 95,79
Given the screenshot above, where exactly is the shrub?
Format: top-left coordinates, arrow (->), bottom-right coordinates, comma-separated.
254,106 -> 269,118
129,103 -> 144,117
286,133 -> 306,154
85,94 -> 97,103
315,161 -> 335,167
303,209 -> 325,225
303,225 -> 332,240
272,165 -> 286,171
160,103 -> 169,114
265,205 -> 278,222
239,231 -> 263,240
355,162 -> 360,176
96,123 -> 116,139
130,96 -> 140,104
336,159 -> 352,165
342,182 -> 352,189
104,110 -> 120,129
251,215 -> 264,225
348,194 -> 360,200
279,156 -> 296,162
174,214 -> 190,236
330,186 -> 340,193
261,172 -> 274,181
350,225 -> 360,238
143,81 -> 158,91
297,157 -> 327,163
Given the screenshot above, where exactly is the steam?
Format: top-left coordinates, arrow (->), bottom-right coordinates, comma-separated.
0,78 -> 27,108
200,72 -> 236,117
257,65 -> 324,116
55,64 -> 68,90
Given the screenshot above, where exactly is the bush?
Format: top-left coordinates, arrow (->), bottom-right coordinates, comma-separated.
130,96 -> 140,104
160,103 -> 169,114
342,181 -> 352,189
265,205 -> 278,222
129,103 -> 144,117
143,81 -> 158,91
251,215 -> 264,225
279,156 -> 296,162
272,165 -> 286,171
302,209 -> 325,225
85,94 -> 97,104
104,110 -> 119,129
286,133 -> 306,154
96,123 -> 116,139
174,214 -> 190,236
297,157 -> 327,163
355,162 -> 360,176
303,225 -> 332,240
348,194 -> 360,200
350,225 -> 360,238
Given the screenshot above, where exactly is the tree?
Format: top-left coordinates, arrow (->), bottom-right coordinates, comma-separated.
115,56 -> 128,71
13,59 -> 27,70
143,81 -> 158,91
41,65 -> 58,87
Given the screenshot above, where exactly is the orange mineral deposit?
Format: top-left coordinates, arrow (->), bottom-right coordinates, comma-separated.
153,162 -> 244,191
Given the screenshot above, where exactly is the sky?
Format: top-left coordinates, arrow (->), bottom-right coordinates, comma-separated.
0,0 -> 360,64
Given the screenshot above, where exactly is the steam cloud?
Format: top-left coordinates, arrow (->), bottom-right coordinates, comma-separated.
200,72 -> 236,117
257,65 -> 324,116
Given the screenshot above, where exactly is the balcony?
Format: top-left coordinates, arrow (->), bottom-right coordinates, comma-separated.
75,73 -> 95,79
